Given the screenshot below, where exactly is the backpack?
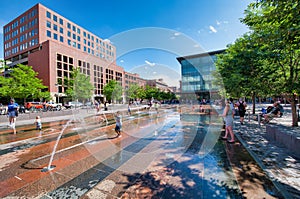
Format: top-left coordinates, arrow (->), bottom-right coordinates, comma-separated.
238,101 -> 245,112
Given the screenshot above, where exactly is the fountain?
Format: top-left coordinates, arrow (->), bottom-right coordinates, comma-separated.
41,119 -> 73,172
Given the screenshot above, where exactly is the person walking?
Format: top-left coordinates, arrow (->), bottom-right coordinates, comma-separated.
221,99 -> 235,143
7,98 -> 19,134
236,98 -> 247,125
114,111 -> 122,137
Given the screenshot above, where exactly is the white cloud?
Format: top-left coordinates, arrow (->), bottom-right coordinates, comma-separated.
120,60 -> 124,63
174,32 -> 181,36
216,20 -> 221,25
209,25 -> 217,33
145,60 -> 155,66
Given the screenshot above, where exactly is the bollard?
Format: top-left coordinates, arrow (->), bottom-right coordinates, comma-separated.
248,110 -> 250,122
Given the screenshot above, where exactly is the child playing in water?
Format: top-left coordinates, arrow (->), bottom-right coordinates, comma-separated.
34,116 -> 42,130
114,111 -> 122,137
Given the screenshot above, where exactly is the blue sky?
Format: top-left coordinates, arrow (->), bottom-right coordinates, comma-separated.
0,0 -> 254,87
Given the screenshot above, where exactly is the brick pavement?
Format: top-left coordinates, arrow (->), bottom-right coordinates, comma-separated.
1,103 -> 299,198
235,104 -> 300,198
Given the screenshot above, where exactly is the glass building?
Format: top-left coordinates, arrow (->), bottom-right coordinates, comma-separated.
176,49 -> 225,103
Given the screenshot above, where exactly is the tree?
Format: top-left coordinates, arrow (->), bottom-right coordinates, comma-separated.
215,33 -> 269,114
103,80 -> 123,103
242,0 -> 300,126
0,64 -> 48,103
64,68 -> 94,102
144,85 -> 159,101
126,83 -> 140,101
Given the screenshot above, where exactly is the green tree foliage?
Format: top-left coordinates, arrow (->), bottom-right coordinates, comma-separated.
242,0 -> 300,126
126,83 -> 140,101
103,80 -> 123,103
0,64 -> 49,103
64,68 -> 94,102
215,33 -> 269,113
216,0 -> 299,126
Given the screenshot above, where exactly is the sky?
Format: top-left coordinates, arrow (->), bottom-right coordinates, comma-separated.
0,0 -> 254,87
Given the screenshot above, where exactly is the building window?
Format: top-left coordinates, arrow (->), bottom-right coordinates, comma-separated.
77,43 -> 81,49
47,30 -> 51,38
72,25 -> 76,32
57,53 -> 62,61
59,18 -> 63,25
53,33 -> 58,40
72,33 -> 76,40
77,28 -> 80,34
60,36 -> 64,42
46,21 -> 51,28
46,11 -> 51,19
67,31 -> 71,37
53,24 -> 58,31
53,15 -> 57,22
60,27 -> 63,34
77,36 -> 80,41
67,39 -> 71,46
67,22 -> 71,29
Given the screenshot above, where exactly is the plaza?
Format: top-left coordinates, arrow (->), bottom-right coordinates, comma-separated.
0,104 -> 299,198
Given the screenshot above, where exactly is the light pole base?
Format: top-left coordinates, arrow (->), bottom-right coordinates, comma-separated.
41,165 -> 56,172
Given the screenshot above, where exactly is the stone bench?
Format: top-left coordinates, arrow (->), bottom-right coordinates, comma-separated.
265,124 -> 300,157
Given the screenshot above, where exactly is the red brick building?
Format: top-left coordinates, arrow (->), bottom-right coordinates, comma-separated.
3,3 -> 140,103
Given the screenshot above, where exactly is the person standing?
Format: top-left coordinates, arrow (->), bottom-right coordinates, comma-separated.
221,100 -> 235,143
95,100 -> 100,112
114,111 -> 122,137
7,99 -> 19,134
34,116 -> 42,130
236,98 -> 247,125
128,102 -> 131,116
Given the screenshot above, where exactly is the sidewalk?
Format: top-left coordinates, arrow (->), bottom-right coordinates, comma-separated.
1,104 -> 299,198
235,103 -> 300,198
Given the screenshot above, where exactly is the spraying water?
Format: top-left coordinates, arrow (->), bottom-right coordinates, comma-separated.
41,119 -> 73,172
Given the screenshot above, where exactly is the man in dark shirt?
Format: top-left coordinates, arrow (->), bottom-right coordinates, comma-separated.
264,102 -> 281,123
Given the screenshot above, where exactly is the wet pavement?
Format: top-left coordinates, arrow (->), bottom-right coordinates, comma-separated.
0,105 -> 297,198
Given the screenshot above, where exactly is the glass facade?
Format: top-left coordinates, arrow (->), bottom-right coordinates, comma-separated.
177,50 -> 225,101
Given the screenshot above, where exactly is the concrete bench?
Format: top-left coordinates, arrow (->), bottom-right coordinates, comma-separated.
265,124 -> 300,158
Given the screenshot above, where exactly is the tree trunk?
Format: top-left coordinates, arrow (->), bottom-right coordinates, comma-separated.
285,94 -> 299,127
291,100 -> 299,127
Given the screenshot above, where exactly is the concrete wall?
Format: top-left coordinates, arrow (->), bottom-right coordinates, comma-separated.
266,125 -> 300,157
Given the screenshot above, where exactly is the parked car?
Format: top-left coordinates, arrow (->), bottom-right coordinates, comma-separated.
25,102 -> 43,110
83,101 -> 95,109
67,101 -> 83,108
46,102 -> 62,111
0,104 -> 7,115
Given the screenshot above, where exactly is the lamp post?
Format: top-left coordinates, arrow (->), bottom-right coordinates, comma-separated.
55,84 -> 60,104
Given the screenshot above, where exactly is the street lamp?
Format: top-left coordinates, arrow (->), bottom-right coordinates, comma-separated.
55,84 -> 60,104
